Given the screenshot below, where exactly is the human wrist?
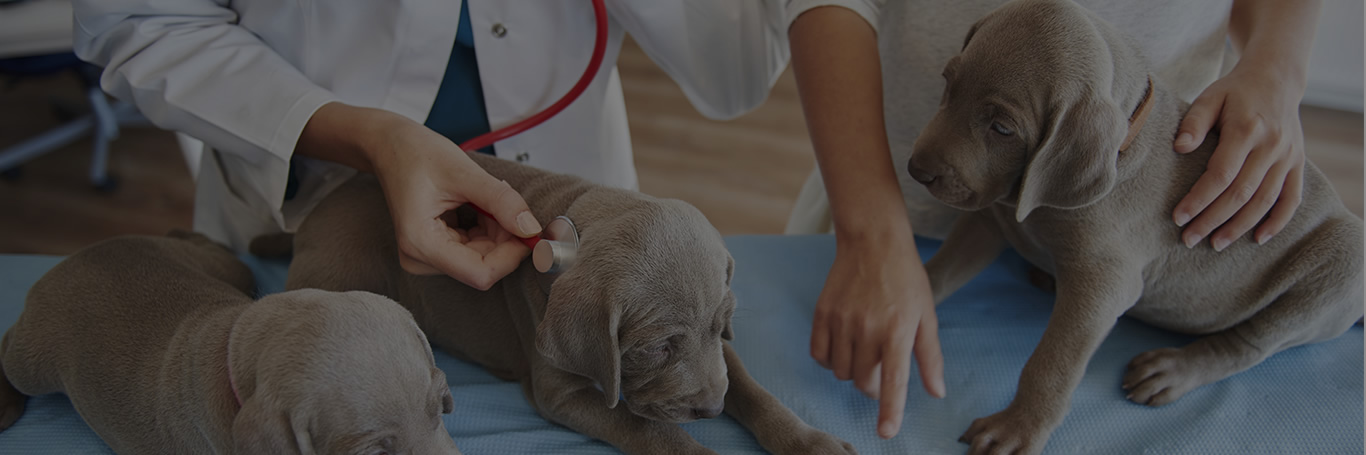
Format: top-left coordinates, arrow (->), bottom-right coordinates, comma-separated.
297,102 -> 415,173
832,209 -> 916,253
352,107 -> 426,175
1233,51 -> 1310,96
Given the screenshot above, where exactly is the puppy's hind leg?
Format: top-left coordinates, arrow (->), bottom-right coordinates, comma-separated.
1124,255 -> 1364,407
0,332 -> 30,430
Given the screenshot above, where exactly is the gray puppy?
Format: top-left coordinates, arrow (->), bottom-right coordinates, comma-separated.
281,152 -> 855,455
0,232 -> 461,455
905,0 -> 1364,453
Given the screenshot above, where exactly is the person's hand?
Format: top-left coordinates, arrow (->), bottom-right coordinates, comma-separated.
810,233 -> 946,440
296,103 -> 542,290
366,117 -> 542,290
1171,61 -> 1307,251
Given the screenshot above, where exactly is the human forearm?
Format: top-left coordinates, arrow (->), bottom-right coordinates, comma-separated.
1228,0 -> 1322,91
789,6 -> 911,245
791,7 -> 944,440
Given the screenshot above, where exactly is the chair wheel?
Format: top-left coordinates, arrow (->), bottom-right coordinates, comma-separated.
93,175 -> 119,193
50,99 -> 85,123
0,167 -> 21,181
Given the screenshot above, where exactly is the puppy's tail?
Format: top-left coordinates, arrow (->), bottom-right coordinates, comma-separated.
0,332 -> 29,431
249,232 -> 296,258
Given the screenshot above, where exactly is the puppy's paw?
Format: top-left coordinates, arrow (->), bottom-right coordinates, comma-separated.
797,428 -> 857,455
959,408 -> 1052,455
1122,348 -> 1206,406
765,426 -> 857,455
0,383 -> 26,431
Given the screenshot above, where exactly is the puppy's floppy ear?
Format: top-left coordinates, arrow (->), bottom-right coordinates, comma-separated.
536,271 -> 622,408
963,17 -> 986,50
1014,89 -> 1127,222
232,396 -> 314,455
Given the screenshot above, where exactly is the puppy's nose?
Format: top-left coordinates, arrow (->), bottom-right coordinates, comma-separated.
691,405 -> 724,420
907,163 -> 939,185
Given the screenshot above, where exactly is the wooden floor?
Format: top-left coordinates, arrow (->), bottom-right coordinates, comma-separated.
1,40 -> 1361,255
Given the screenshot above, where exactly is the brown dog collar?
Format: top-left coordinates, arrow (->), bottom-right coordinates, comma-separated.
1119,76 -> 1154,152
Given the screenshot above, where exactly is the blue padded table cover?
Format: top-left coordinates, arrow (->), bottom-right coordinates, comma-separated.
0,235 -> 1360,454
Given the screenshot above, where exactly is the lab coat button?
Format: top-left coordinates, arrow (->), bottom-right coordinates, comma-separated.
515,153 -> 529,163
492,23 -> 508,38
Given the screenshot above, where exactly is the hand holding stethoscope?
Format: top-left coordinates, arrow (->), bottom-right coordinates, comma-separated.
296,0 -> 603,289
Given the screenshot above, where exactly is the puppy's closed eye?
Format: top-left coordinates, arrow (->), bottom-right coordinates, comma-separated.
643,341 -> 670,358
628,339 -> 673,365
362,436 -> 396,455
990,121 -> 1014,136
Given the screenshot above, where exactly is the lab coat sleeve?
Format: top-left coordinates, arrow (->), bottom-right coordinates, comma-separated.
608,1 -> 791,120
71,0 -> 338,219
786,0 -> 883,34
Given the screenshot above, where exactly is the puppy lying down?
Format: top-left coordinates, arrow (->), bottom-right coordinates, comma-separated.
906,0 -> 1364,454
281,152 -> 856,454
0,232 -> 460,454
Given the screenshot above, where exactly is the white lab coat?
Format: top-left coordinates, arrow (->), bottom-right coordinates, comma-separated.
72,0 -> 880,251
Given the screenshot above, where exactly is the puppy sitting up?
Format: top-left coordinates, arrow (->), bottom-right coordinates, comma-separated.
907,1 -> 1364,453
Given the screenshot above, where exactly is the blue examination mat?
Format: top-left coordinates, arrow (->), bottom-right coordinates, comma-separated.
0,235 -> 1360,453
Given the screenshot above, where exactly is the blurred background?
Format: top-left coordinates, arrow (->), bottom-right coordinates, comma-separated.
1,0 -> 1362,255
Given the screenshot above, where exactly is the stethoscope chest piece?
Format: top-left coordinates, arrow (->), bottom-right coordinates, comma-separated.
533,216 -> 579,274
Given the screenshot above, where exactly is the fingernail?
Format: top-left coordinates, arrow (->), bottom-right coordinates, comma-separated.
1256,233 -> 1271,245
1176,132 -> 1193,147
933,378 -> 947,399
1183,233 -> 1202,248
1212,237 -> 1231,252
516,211 -> 540,236
1126,393 -> 1134,400
1174,212 -> 1191,227
879,422 -> 895,439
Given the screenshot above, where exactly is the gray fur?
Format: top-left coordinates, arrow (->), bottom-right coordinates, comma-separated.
907,1 -> 1365,453
0,232 -> 460,454
284,152 -> 855,455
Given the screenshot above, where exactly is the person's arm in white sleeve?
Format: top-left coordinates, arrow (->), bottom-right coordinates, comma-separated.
73,0 -> 542,290
72,0 -> 337,209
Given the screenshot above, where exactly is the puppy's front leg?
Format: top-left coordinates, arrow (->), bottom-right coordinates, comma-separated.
528,369 -> 715,455
961,262 -> 1141,455
722,342 -> 856,455
925,211 -> 1006,304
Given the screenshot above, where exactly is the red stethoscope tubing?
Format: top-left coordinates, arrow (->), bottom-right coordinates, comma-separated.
462,0 -> 608,249
458,0 -> 609,152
